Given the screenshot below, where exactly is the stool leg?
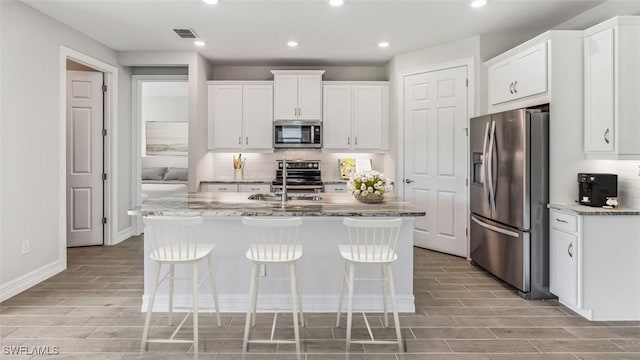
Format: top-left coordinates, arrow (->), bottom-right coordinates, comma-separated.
243,263 -> 259,352
251,264 -> 260,327
381,266 -> 388,327
168,264 -> 175,326
335,260 -> 347,327
289,263 -> 301,354
345,262 -> 355,352
141,261 -> 161,351
192,263 -> 199,355
294,262 -> 305,327
207,253 -> 222,327
385,265 -> 403,352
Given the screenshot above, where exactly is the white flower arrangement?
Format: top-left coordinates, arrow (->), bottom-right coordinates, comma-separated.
347,170 -> 392,197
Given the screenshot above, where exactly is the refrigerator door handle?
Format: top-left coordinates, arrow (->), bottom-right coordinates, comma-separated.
482,121 -> 490,206
471,216 -> 519,238
487,120 -> 497,213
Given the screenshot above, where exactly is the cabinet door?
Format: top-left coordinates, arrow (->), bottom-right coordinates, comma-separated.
209,85 -> 243,149
585,27 -> 615,152
353,85 -> 384,149
323,85 -> 352,149
488,59 -> 516,105
274,75 -> 298,120
324,184 -> 348,193
202,183 -> 238,192
243,85 -> 273,150
514,41 -> 548,99
550,228 -> 578,307
238,184 -> 271,193
297,75 -> 322,120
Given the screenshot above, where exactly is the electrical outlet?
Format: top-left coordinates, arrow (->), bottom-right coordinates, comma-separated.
21,241 -> 30,255
259,264 -> 266,277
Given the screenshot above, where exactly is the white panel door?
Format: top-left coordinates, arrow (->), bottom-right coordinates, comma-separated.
274,75 -> 299,120
488,59 -> 516,105
323,85 -> 352,149
585,28 -> 615,152
243,84 -> 273,150
297,74 -> 322,120
404,66 -> 468,257
67,70 -> 104,247
353,85 -> 383,149
550,228 -> 578,307
514,41 -> 548,99
210,85 -> 243,149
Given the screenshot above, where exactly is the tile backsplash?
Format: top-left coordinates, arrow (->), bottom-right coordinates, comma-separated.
584,160 -> 640,209
209,151 -> 394,183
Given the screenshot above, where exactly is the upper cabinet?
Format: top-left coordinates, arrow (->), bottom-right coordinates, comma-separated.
323,82 -> 389,151
207,81 -> 273,151
584,17 -> 640,159
488,42 -> 548,107
272,70 -> 324,121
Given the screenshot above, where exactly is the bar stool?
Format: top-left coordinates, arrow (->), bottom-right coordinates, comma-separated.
336,217 -> 403,352
140,216 -> 221,354
241,217 -> 304,354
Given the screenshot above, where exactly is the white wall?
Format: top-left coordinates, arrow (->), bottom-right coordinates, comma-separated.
118,66 -> 133,235
387,36 -> 481,192
582,161 -> 640,209
212,65 -> 387,81
0,1 -> 129,298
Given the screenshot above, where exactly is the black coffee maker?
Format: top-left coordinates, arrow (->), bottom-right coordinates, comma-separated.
578,173 -> 618,207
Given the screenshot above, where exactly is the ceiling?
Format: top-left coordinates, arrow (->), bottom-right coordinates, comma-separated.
23,0 -> 604,65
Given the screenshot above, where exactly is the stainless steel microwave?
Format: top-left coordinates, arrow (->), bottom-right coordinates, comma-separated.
274,120 -> 322,149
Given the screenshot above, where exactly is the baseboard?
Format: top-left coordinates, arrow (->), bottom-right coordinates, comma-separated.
0,260 -> 65,302
141,294 -> 416,313
112,227 -> 134,245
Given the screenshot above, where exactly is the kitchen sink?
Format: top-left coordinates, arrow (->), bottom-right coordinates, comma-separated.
248,193 -> 322,201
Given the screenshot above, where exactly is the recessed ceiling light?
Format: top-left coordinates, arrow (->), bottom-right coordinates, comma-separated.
470,0 -> 487,8
203,0 -> 219,4
329,0 -> 344,6
287,41 -> 299,48
378,42 -> 390,48
194,40 -> 206,47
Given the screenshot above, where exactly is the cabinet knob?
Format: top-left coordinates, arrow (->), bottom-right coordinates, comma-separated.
555,218 -> 568,224
509,82 -> 514,94
238,136 -> 241,145
513,81 -> 518,93
246,137 -> 249,145
568,242 -> 573,258
604,128 -> 610,144
347,137 -> 350,145
354,137 -> 358,145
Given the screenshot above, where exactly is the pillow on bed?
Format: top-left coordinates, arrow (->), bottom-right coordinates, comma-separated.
163,167 -> 188,181
142,167 -> 167,181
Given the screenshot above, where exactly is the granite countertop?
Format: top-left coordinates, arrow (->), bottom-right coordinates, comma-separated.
548,203 -> 640,216
201,179 -> 272,184
129,192 -> 425,217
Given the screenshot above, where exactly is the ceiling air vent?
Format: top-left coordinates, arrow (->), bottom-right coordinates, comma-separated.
172,28 -> 198,39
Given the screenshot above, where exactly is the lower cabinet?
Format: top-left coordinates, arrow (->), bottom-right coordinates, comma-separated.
549,208 -> 640,320
238,184 -> 271,193
324,183 -> 349,193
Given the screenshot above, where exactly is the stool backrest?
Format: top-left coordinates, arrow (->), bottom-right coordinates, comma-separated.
242,217 -> 302,261
343,218 -> 403,262
143,216 -> 203,261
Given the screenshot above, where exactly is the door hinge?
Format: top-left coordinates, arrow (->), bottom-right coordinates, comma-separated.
102,84 -> 107,92
102,217 -> 107,225
466,178 -> 469,186
465,79 -> 469,87
466,228 -> 468,236
102,128 -> 107,137
102,173 -> 107,181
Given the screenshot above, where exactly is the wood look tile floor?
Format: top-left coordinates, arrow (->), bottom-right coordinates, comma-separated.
2,235 -> 640,359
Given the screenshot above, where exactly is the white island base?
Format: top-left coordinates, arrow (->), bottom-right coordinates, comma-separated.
142,217 -> 416,313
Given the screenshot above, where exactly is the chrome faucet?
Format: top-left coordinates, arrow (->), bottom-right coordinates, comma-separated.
281,160 -> 288,206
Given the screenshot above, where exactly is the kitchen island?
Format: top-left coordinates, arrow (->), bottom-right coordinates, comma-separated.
128,192 -> 425,313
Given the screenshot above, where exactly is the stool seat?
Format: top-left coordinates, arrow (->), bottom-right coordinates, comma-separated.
338,245 -> 398,263
151,244 -> 216,263
246,245 -> 303,263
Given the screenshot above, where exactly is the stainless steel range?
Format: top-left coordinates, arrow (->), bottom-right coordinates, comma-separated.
272,160 -> 323,193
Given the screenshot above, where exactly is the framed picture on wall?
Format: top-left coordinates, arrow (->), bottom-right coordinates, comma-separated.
146,121 -> 188,156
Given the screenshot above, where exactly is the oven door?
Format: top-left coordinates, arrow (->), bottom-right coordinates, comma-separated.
274,121 -> 322,148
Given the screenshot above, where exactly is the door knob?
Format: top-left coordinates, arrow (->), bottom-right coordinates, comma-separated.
405,178 -> 415,184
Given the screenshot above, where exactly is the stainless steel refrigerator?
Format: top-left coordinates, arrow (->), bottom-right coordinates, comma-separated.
469,108 -> 552,299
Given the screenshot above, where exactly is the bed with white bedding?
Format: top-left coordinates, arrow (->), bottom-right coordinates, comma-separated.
141,167 -> 188,203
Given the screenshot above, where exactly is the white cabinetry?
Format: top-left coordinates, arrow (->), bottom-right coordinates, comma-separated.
202,183 -> 238,192
238,184 -> 271,193
485,31 -> 584,206
207,81 -> 273,151
324,183 -> 348,193
322,82 -> 389,151
549,207 -> 640,320
488,42 -> 547,106
272,70 -> 324,120
584,17 -> 640,159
